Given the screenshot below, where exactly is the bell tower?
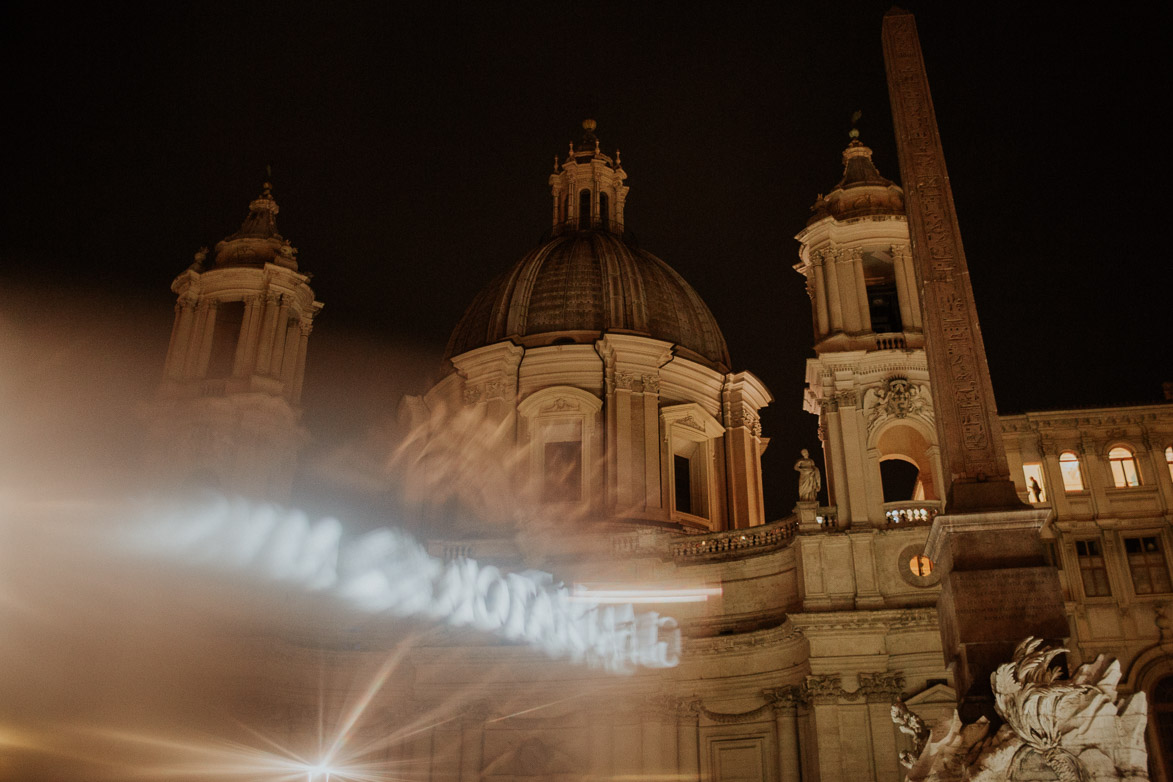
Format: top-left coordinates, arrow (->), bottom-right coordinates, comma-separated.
146,182 -> 323,500
794,130 -> 944,529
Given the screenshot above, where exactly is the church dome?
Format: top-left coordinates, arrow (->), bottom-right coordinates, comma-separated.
445,121 -> 731,371
445,230 -> 731,370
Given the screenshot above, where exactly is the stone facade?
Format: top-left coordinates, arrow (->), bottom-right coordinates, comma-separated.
145,118 -> 1168,782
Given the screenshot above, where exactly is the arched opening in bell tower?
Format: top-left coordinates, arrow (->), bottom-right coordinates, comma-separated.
863,251 -> 902,334
875,423 -> 939,503
599,192 -> 609,230
206,300 -> 245,379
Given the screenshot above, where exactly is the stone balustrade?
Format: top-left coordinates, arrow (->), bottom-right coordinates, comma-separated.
670,518 -> 798,560
882,500 -> 940,526
874,332 -> 907,350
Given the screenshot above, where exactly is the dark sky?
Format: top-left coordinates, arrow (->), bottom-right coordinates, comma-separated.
2,2 -> 1167,522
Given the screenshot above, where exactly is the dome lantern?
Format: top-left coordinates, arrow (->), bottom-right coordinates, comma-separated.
548,119 -> 629,236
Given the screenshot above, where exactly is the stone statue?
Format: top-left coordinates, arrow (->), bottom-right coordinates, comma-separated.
794,449 -> 821,502
895,637 -> 1149,781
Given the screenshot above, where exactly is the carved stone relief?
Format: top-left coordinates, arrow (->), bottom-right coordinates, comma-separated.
866,376 -> 933,435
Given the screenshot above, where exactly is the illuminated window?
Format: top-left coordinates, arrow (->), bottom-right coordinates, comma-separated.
1165,446 -> 1172,481
1124,536 -> 1172,594
579,189 -> 591,229
599,192 -> 609,231
1108,447 -> 1140,488
1022,463 -> 1046,503
1074,539 -> 1111,597
1059,451 -> 1084,492
909,554 -> 933,577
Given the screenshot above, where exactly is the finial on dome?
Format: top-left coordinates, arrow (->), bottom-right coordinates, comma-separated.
849,109 -> 862,140
583,118 -> 597,132
553,155 -> 559,172
615,148 -> 621,165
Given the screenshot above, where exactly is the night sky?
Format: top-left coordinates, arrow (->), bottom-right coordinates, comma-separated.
2,2 -> 1167,522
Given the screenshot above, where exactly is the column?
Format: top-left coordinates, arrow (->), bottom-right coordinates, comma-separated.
837,250 -> 862,333
676,706 -> 700,781
290,322 -> 312,403
166,297 -> 197,380
279,319 -> 300,387
837,391 -> 868,527
267,297 -> 292,376
851,248 -> 873,333
825,399 -> 849,521
891,244 -> 914,333
823,249 -> 844,333
193,299 -> 218,378
805,677 -> 844,782
233,295 -> 263,377
811,253 -> 830,336
642,378 -> 662,510
766,688 -> 802,781
860,674 -> 903,782
253,292 -> 281,376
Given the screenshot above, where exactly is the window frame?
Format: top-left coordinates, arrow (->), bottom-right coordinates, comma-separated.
1073,538 -> 1112,599
660,402 -> 725,526
1122,533 -> 1173,596
1107,445 -> 1141,488
1058,450 -> 1085,493
517,386 -> 602,509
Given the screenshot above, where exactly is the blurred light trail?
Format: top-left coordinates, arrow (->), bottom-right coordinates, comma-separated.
126,496 -> 681,672
570,585 -> 722,604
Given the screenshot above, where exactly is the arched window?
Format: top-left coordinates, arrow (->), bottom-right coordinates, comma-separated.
880,458 -> 920,502
1165,445 -> 1172,482
1109,446 -> 1140,488
579,189 -> 591,229
598,192 -> 609,231
1059,451 -> 1084,492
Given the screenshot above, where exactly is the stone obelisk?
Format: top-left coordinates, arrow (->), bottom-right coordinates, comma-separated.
882,8 -> 1068,718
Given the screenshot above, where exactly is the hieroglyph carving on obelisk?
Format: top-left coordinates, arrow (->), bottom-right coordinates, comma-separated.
881,8 -> 1014,504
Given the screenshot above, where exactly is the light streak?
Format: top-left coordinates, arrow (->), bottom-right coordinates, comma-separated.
570,585 -> 722,603
127,496 -> 682,672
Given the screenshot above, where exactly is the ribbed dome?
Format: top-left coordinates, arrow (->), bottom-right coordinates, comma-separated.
445,230 -> 731,369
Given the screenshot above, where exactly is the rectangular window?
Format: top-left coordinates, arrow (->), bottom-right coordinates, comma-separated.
674,454 -> 692,515
1074,539 -> 1111,597
1124,536 -> 1173,595
543,440 -> 582,503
